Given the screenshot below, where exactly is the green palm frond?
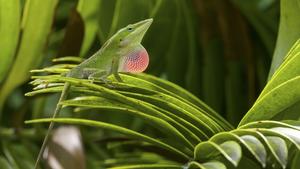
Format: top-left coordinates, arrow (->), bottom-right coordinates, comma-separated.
25,55 -> 300,168
240,40 -> 300,125
2,0 -> 300,168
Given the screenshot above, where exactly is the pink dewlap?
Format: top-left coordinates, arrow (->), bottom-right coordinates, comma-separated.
121,47 -> 149,73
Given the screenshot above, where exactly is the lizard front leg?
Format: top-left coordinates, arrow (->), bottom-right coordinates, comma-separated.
111,57 -> 123,82
113,72 -> 123,82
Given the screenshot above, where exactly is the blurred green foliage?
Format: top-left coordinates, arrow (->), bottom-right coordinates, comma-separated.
3,0 -> 300,168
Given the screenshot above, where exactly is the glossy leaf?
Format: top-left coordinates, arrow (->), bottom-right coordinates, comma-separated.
210,132 -> 267,167
240,135 -> 266,167
0,0 -> 58,111
240,76 -> 300,125
0,0 -> 20,83
194,141 -> 241,167
271,127 -> 300,145
256,40 -> 300,101
265,136 -> 288,168
269,0 -> 300,78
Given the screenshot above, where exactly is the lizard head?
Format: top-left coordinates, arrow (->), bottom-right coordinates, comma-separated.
115,18 -> 153,47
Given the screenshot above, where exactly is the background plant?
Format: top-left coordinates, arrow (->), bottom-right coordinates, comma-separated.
1,0 -> 300,169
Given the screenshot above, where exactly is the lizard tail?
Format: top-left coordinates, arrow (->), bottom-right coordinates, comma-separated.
34,82 -> 71,169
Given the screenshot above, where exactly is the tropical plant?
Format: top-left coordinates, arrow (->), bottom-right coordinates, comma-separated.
1,0 -> 300,169
25,38 -> 300,169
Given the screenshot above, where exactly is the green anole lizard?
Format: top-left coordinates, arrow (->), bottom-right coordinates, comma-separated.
34,18 -> 153,168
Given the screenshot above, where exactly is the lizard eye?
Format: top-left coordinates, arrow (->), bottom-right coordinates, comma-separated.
127,27 -> 133,31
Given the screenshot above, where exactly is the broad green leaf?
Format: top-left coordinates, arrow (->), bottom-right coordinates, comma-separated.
233,125 -> 289,168
268,0 -> 300,78
219,141 -> 241,167
271,127 -> 300,145
279,39 -> 300,67
0,0 -> 58,111
239,76 -> 300,125
239,7 -> 300,126
194,141 -> 241,167
25,118 -> 190,160
240,135 -> 266,168
256,40 -> 300,102
210,132 -> 266,167
77,0 -> 102,56
265,136 -> 288,168
0,0 -> 20,83
257,128 -> 300,150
